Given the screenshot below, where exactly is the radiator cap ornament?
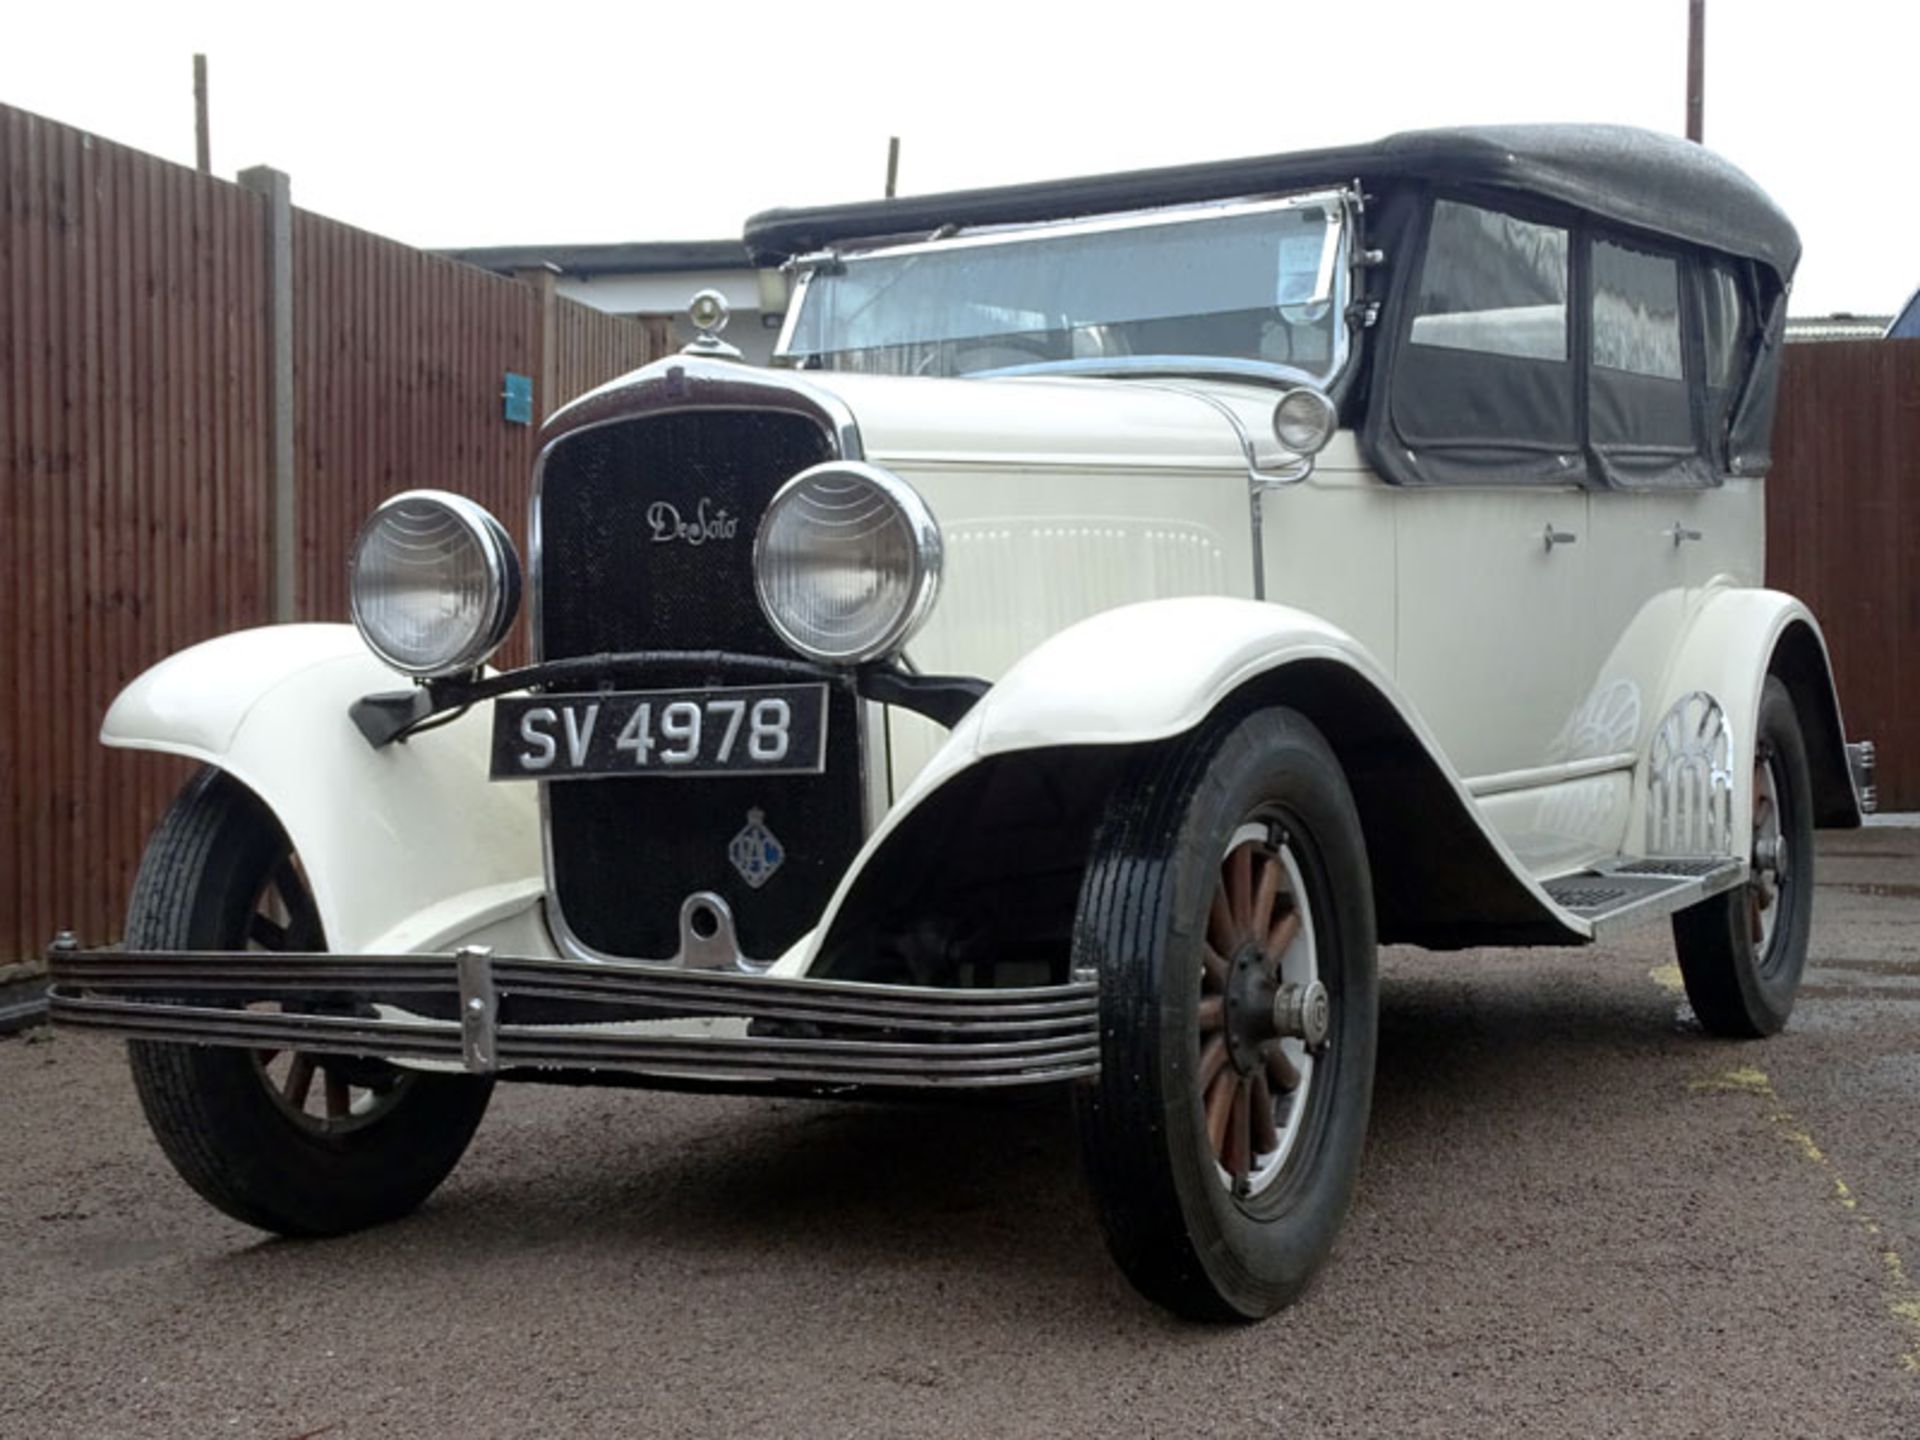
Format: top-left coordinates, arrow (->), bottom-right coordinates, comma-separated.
729,809 -> 784,889
682,288 -> 743,360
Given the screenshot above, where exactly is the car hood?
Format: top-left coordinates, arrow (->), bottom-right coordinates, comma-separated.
801,369 -> 1281,473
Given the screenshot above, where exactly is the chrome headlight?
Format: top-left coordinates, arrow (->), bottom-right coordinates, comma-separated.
348,491 -> 521,677
1272,386 -> 1338,456
753,462 -> 942,664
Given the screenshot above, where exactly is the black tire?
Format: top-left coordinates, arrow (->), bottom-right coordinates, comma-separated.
126,768 -> 492,1237
1671,677 -> 1816,1038
1073,707 -> 1378,1320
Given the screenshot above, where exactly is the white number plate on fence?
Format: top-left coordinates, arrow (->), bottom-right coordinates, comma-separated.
489,685 -> 828,780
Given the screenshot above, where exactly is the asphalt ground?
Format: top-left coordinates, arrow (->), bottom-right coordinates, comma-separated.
3,830 -> 1917,1439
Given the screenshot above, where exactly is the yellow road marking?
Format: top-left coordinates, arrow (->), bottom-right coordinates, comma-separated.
1648,963 -> 1686,993
1690,1062 -> 1920,1373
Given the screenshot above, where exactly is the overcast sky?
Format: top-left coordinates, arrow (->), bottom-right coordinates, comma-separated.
5,0 -> 1914,316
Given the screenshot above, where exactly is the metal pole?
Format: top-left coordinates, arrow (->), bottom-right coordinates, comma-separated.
193,54 -> 210,172
1686,0 -> 1705,143
885,136 -> 900,199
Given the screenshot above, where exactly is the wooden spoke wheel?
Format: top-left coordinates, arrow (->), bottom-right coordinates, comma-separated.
1747,749 -> 1790,975
1199,822 -> 1329,1198
243,857 -> 413,1135
125,768 -> 492,1237
1075,706 -> 1378,1321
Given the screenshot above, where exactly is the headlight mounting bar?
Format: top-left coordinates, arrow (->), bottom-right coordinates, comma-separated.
349,650 -> 989,749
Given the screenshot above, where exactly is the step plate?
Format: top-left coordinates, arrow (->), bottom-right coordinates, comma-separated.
1545,857 -> 1745,937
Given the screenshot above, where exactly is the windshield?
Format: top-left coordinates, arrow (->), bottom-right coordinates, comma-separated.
778,192 -> 1349,383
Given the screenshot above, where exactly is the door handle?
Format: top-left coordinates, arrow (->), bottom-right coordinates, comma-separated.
1668,523 -> 1704,547
1542,523 -> 1578,552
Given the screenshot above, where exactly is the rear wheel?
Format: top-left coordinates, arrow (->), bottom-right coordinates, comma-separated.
1671,677 -> 1815,1037
126,768 -> 492,1236
1074,707 -> 1378,1320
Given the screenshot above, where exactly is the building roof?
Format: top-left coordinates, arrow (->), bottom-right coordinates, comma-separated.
1784,314 -> 1895,343
745,124 -> 1799,282
442,239 -> 751,278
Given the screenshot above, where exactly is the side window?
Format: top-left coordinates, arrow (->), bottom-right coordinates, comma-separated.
1588,238 -> 1693,463
1409,202 -> 1569,360
1698,260 -> 1750,394
1592,241 -> 1683,379
1392,200 -> 1576,477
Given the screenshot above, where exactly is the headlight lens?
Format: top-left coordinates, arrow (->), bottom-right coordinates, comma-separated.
754,462 -> 942,664
348,491 -> 521,677
1272,386 -> 1338,456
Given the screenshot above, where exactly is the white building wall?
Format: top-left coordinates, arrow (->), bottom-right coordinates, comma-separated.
555,268 -> 781,365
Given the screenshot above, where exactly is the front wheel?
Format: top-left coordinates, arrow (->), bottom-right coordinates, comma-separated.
126,769 -> 493,1236
1074,707 -> 1378,1320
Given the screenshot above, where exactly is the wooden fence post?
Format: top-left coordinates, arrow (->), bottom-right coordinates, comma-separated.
514,262 -> 561,420
238,166 -> 296,622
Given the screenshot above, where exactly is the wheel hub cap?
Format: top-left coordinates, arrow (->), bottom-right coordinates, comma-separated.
1198,822 -> 1326,1198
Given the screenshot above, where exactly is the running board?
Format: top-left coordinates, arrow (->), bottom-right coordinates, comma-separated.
1543,857 -> 1745,939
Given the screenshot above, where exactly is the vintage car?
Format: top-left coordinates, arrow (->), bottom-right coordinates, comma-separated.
49,124 -> 1876,1321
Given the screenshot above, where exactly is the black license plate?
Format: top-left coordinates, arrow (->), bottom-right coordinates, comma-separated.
490,684 -> 828,781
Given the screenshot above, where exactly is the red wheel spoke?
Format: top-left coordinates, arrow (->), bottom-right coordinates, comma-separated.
283,1053 -> 316,1109
248,913 -> 288,951
1250,856 -> 1282,946
1197,995 -> 1225,1033
1250,1072 -> 1280,1155
1226,845 -> 1254,937
1224,1078 -> 1251,1182
272,860 -> 322,949
1202,946 -> 1229,991
1264,910 -> 1302,969
324,1071 -> 351,1120
1208,886 -> 1237,956
1198,1035 -> 1228,1091
1204,1069 -> 1236,1155
1266,1044 -> 1302,1094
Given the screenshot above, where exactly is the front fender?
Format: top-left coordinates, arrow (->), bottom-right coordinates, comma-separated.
786,598 -> 1585,975
899,599 -> 1398,806
103,625 -> 543,954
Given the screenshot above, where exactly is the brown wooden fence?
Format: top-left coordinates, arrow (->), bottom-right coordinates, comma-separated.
7,96 -> 1915,970
1768,339 -> 1920,813
1,102 -> 668,968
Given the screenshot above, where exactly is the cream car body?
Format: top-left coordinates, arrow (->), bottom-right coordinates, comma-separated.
54,123 -> 1875,1321
97,360 -> 1858,964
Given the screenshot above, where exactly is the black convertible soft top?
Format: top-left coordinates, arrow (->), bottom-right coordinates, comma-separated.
744,124 -> 1799,282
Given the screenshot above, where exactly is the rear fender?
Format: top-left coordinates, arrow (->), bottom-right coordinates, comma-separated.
791,598 -> 1587,979
102,625 -> 544,954
1634,588 -> 1862,854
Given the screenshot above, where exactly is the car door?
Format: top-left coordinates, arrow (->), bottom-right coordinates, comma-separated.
1393,485 -> 1589,783
1383,198 -> 1593,786
1575,241 -> 1763,785
1574,237 -> 1713,783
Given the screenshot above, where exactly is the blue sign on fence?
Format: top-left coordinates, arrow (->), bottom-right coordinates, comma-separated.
502,372 -> 534,425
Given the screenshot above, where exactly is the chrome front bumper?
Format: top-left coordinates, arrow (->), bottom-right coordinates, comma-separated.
45,942 -> 1100,1093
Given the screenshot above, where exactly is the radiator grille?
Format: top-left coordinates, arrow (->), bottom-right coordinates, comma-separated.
535,409 -> 863,961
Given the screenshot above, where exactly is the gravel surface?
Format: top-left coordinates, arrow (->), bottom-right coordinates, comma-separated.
3,831 -> 1917,1438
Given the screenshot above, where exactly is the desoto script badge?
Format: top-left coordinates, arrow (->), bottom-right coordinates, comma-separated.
648,498 -> 739,546
729,809 -> 785,889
